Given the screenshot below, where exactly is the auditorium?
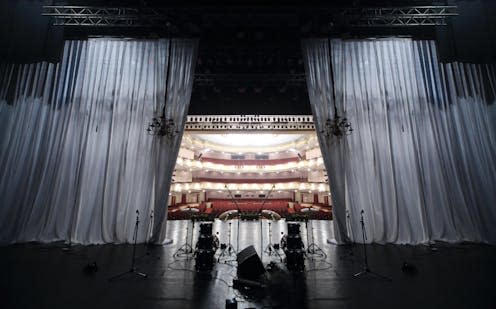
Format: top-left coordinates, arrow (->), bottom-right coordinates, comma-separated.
1,1 -> 495,309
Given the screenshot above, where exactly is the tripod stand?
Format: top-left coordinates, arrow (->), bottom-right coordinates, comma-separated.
264,221 -> 283,262
218,222 -> 236,262
353,210 -> 390,281
174,218 -> 194,258
305,219 -> 325,259
109,210 -> 147,281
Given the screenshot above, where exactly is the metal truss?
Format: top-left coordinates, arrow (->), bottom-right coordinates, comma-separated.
42,5 -> 458,28
41,6 -> 168,27
337,6 -> 458,27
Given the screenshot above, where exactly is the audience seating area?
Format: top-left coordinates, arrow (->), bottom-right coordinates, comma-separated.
167,199 -> 332,220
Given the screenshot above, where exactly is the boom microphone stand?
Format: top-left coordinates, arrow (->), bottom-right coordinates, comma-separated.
218,222 -> 236,262
109,210 -> 147,281
264,221 -> 283,262
173,216 -> 194,257
259,185 -> 276,263
225,185 -> 241,253
306,218 -> 325,259
353,210 -> 390,281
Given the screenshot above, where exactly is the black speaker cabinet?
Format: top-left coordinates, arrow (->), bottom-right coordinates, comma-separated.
287,223 -> 301,236
196,249 -> 215,271
199,222 -> 213,235
287,235 -> 303,250
236,245 -> 265,279
197,235 -> 214,250
286,249 -> 305,271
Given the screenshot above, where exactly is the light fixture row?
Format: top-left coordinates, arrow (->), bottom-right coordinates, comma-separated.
174,156 -> 325,173
170,181 -> 329,193
182,134 -> 319,154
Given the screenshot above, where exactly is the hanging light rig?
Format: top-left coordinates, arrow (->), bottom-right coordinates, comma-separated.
322,106 -> 353,138
146,42 -> 178,138
321,39 -> 353,138
147,115 -> 178,138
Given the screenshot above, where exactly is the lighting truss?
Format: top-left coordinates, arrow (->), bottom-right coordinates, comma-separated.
41,6 -> 169,27
338,6 -> 458,27
42,5 -> 458,28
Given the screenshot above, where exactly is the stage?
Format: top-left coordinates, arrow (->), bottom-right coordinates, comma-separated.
1,220 -> 495,309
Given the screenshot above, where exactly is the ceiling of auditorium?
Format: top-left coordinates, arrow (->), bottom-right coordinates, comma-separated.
193,134 -> 306,148
183,132 -> 319,154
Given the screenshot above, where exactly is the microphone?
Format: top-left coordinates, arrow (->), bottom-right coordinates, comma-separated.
136,210 -> 140,215
360,209 -> 364,214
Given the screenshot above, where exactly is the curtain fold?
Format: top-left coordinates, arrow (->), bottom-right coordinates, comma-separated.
303,38 -> 496,244
0,38 -> 197,244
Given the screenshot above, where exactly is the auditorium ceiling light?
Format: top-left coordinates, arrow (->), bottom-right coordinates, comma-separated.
192,133 -> 306,148
183,133 -> 319,153
171,182 -> 329,193
174,157 -> 324,173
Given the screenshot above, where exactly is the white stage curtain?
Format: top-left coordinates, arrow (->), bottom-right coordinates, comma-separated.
303,38 -> 496,244
0,38 -> 197,244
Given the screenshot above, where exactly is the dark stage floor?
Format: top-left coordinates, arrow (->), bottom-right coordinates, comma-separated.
2,219 -> 496,309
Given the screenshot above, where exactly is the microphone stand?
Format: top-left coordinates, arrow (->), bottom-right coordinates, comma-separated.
264,221 -> 283,262
259,185 -> 276,263
173,214 -> 194,257
225,185 -> 241,253
218,222 -> 235,262
109,210 -> 148,281
353,210 -> 390,281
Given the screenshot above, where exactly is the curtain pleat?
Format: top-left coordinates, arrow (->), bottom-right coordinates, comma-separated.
303,38 -> 496,244
0,38 -> 197,245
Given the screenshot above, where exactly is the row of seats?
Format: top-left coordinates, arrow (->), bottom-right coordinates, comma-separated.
167,200 -> 332,220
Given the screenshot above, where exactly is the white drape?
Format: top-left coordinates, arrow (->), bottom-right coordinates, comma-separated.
0,38 -> 197,245
303,38 -> 496,244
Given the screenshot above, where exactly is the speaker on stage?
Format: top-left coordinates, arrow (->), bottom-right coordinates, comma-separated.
237,245 -> 265,280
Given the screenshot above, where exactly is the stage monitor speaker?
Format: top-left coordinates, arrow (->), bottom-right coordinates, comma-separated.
237,245 -> 265,279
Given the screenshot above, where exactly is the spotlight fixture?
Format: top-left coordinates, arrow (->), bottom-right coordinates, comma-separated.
146,115 -> 178,138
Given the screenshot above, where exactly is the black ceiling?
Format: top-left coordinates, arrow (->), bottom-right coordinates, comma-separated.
7,0 -> 493,115
53,0 -> 451,115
